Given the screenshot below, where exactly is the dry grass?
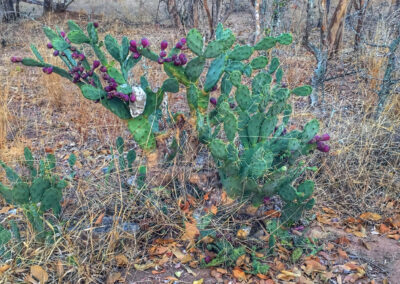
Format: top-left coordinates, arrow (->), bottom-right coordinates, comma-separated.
0,5 -> 399,282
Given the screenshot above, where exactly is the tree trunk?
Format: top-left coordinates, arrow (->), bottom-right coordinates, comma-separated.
327,0 -> 352,56
1,0 -> 16,21
375,27 -> 400,118
43,0 -> 52,14
353,0 -> 370,51
310,50 -> 328,106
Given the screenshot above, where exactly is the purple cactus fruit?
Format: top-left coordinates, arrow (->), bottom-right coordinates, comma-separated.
160,40 -> 168,50
11,56 -> 22,63
93,22 -> 99,28
157,57 -> 164,64
88,70 -> 94,77
92,60 -> 100,69
263,196 -> 271,204
180,38 -> 187,44
72,52 -> 79,59
173,58 -> 181,66
133,52 -> 140,59
164,57 -> 172,63
73,73 -> 81,80
129,46 -> 137,53
229,102 -> 236,109
171,54 -> 178,61
141,37 -> 149,48
130,40 -> 137,48
102,74 -> 110,81
79,66 -> 84,73
179,53 -> 187,65
82,73 -> 89,79
110,82 -> 118,90
104,86 -> 113,92
320,133 -> 330,141
109,78 -> 116,84
281,128 -> 287,136
293,225 -> 305,232
60,31 -> 66,38
65,38 -> 71,44
314,135 -> 321,142
159,50 -> 167,58
70,46 -> 76,51
53,50 -> 59,56
78,54 -> 85,61
308,137 -> 317,144
210,97 -> 217,105
281,82 -> 288,88
130,94 -> 136,102
317,141 -> 330,152
100,66 -> 107,73
47,43 -> 53,49
211,84 -> 218,92
175,41 -> 183,49
204,256 -> 212,264
42,66 -> 53,74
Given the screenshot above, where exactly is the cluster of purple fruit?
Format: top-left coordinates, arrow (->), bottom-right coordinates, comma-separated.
309,133 -> 331,152
10,56 -> 22,63
99,66 -> 136,102
156,38 -> 188,66
209,97 -> 235,109
129,38 -> 150,59
70,60 -> 99,84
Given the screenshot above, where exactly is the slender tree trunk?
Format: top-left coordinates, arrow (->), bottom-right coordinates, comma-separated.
353,0 -> 370,51
43,0 -> 52,14
16,0 -> 20,17
375,28 -> 400,118
327,0 -> 352,56
1,0 -> 16,21
203,0 -> 214,38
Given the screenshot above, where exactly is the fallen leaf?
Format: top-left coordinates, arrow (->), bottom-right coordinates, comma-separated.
359,239 -> 371,250
172,248 -> 185,260
151,269 -> 166,274
216,268 -> 228,274
336,236 -> 351,245
149,245 -> 169,256
236,254 -> 246,267
317,214 -> 332,225
337,248 -> 348,259
276,270 -> 300,281
359,212 -> 382,221
181,221 -> 200,241
322,207 -> 336,215
379,224 -> 390,234
134,262 -> 155,271
237,227 -> 251,239
211,270 -> 223,282
56,260 -> 63,277
106,272 -> 121,284
388,234 -> 400,240
193,279 -> 204,284
115,254 -> 129,267
232,267 -> 246,280
0,265 -> 10,274
246,205 -> 259,215
0,206 -> 13,214
392,215 -> 400,227
210,205 -> 218,215
257,273 -> 269,279
94,212 -> 105,226
264,210 -> 280,218
352,230 -> 366,238
303,259 -> 326,274
30,265 -> 48,283
164,276 -> 179,281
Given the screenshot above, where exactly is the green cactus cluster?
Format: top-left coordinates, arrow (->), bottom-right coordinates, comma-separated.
0,148 -> 75,236
12,22 -> 327,225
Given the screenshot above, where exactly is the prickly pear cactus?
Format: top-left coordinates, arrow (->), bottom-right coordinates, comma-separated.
0,148 -> 75,235
13,21 -> 331,225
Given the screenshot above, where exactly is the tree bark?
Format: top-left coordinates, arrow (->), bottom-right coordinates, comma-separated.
327,0 -> 352,56
43,0 -> 52,14
375,26 -> 400,118
353,0 -> 370,51
1,0 -> 16,21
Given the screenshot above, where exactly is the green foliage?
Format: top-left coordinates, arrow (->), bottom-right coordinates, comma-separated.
17,22 -> 324,230
0,148 -> 75,239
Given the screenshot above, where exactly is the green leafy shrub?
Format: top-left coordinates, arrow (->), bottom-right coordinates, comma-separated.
0,148 -> 75,239
11,21 -> 331,227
